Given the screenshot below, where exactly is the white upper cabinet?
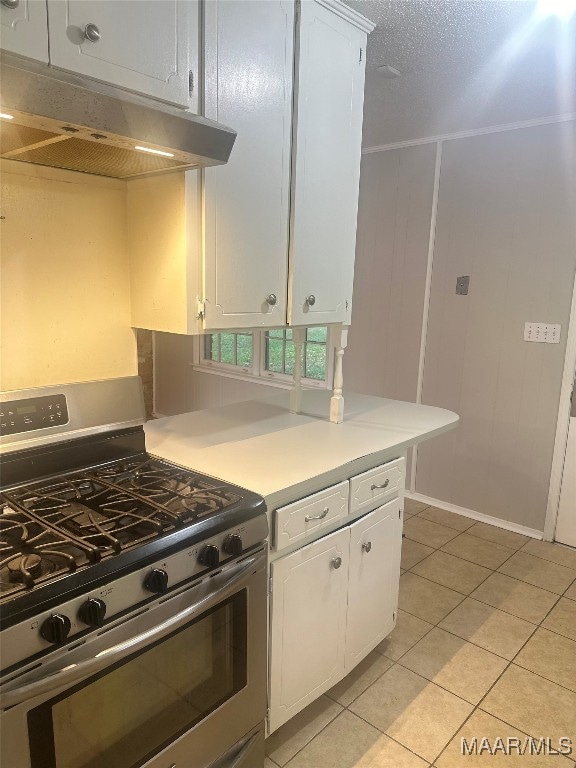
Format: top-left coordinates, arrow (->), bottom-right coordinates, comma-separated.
288,0 -> 368,326
47,0 -> 192,107
0,0 -> 49,63
128,0 -> 373,333
202,0 -> 294,329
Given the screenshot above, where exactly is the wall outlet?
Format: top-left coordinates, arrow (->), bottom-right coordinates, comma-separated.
524,322 -> 561,344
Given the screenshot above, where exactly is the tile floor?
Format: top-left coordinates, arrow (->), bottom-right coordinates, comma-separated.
265,499 -> 576,767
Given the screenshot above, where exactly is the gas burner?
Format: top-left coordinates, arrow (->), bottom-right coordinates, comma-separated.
0,504 -> 90,596
65,504 -> 117,533
7,553 -> 42,583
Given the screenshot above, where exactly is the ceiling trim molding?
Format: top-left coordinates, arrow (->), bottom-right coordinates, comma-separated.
362,113 -> 576,154
315,0 -> 375,33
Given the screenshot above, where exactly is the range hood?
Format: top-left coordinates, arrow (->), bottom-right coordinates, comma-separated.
0,56 -> 236,179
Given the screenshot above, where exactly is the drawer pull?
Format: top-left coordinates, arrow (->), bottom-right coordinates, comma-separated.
371,479 -> 390,491
331,557 -> 342,570
362,541 -> 372,553
305,506 -> 329,522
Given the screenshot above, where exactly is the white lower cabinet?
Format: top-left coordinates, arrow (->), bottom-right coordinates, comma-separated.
268,527 -> 349,734
268,498 -> 401,734
345,501 -> 402,672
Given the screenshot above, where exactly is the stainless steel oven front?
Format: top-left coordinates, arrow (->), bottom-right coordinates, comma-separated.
1,549 -> 267,768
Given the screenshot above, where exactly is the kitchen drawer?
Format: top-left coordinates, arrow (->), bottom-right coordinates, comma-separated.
349,457 -> 405,517
274,481 -> 349,552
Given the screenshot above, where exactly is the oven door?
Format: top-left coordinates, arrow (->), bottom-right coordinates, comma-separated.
0,550 -> 267,768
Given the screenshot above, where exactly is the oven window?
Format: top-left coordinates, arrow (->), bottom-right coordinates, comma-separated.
28,592 -> 247,768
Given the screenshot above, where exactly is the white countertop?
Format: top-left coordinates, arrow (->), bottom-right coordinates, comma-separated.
145,390 -> 458,510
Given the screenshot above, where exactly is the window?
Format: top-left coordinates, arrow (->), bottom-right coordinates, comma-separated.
264,327 -> 328,381
195,328 -> 333,389
203,332 -> 253,370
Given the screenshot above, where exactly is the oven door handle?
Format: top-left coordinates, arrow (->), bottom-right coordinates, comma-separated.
1,552 -> 265,711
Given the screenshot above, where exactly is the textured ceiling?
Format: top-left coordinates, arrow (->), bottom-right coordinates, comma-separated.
343,1 -> 576,146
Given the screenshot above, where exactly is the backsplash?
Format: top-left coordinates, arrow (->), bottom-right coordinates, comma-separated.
0,160 -> 138,392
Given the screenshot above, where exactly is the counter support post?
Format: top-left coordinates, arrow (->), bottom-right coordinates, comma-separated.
330,325 -> 348,424
290,328 -> 306,414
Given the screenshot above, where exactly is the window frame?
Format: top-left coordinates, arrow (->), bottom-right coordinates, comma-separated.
192,327 -> 335,390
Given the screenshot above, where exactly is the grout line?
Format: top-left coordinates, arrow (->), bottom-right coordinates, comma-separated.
267,702 -> 344,767
518,539 -> 576,570
400,541 -> 576,645
345,704 -> 452,766
508,659 -> 576,697
272,522 -> 576,765
403,531 -> 575,605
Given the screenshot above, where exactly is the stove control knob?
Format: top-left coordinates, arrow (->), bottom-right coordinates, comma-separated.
40,614 -> 72,645
223,533 -> 243,557
198,544 -> 220,569
144,568 -> 169,594
78,598 -> 107,627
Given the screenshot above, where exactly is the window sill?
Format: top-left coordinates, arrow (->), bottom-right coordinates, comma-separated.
190,364 -> 328,390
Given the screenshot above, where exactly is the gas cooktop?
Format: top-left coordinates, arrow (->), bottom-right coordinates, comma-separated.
0,379 -> 267,635
0,455 -> 242,600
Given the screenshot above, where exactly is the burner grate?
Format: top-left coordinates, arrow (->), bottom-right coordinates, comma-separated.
0,506 -> 89,598
0,455 -> 242,597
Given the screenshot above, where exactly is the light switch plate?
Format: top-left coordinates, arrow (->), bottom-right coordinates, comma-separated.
524,322 -> 561,343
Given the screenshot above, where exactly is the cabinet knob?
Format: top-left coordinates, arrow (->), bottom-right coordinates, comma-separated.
266,293 -> 277,306
1,0 -> 19,9
362,541 -> 372,553
84,23 -> 101,42
331,556 -> 342,570
305,294 -> 316,306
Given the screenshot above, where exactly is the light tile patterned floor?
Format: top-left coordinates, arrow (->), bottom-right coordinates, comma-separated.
265,500 -> 576,767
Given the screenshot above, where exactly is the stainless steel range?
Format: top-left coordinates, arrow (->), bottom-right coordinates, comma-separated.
0,377 -> 268,768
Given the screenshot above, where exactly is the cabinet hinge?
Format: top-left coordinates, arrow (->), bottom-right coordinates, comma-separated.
268,575 -> 273,595
399,509 -> 402,519
359,48 -> 363,63
266,708 -> 271,730
196,299 -> 206,321
189,70 -> 194,96
393,611 -> 396,622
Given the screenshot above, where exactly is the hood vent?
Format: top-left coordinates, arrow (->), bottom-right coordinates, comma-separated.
0,57 -> 236,179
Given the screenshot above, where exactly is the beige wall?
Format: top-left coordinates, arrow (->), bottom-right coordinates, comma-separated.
0,161 -> 138,391
154,332 -> 277,416
417,121 -> 576,532
345,145 -> 437,401
349,120 -> 576,533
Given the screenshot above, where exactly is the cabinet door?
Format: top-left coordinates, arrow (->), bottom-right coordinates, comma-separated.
268,527 -> 349,734
202,0 -> 293,330
345,499 -> 402,672
0,0 -> 48,62
47,0 -> 191,107
288,0 -> 367,326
